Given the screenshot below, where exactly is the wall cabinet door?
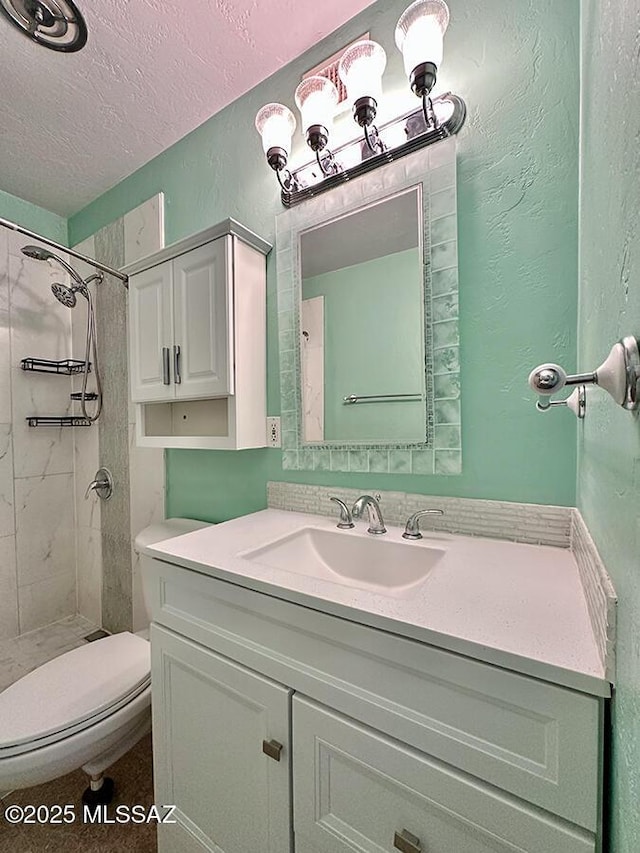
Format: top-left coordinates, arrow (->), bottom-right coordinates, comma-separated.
173,238 -> 233,399
292,696 -> 595,853
151,625 -> 291,853
129,262 -> 173,402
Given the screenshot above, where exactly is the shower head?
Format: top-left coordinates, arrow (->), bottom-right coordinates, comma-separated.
21,245 -> 56,261
51,282 -> 77,308
21,244 -> 85,286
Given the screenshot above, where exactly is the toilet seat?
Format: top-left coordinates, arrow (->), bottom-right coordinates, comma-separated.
0,632 -> 150,758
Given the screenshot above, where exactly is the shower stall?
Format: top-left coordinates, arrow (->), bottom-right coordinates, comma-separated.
0,195 -> 165,664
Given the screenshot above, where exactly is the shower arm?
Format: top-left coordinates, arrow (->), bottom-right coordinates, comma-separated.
0,216 -> 129,287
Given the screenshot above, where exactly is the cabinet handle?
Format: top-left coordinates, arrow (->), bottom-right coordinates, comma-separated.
394,829 -> 422,853
162,347 -> 170,385
262,739 -> 283,761
173,344 -> 181,384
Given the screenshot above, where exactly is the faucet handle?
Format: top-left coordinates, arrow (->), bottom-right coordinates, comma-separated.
402,509 -> 444,540
330,497 -> 354,529
84,467 -> 113,501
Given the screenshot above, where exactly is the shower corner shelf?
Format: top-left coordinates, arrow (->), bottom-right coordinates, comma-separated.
26,416 -> 92,428
70,391 -> 98,401
20,357 -> 91,375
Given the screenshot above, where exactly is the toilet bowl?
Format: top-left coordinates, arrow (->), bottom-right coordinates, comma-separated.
0,517 -> 210,795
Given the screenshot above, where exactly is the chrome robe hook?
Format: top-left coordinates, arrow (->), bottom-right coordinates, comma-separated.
529,336 -> 640,412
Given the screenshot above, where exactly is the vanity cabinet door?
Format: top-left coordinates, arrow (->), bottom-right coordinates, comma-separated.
129,260 -> 174,402
292,696 -> 595,853
172,237 -> 233,400
152,624 -> 292,853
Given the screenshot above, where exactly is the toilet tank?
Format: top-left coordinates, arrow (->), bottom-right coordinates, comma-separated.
133,518 -> 212,635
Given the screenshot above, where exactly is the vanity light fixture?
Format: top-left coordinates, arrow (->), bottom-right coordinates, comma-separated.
395,0 -> 450,127
294,76 -> 340,175
254,103 -> 299,191
254,0 -> 465,206
338,39 -> 387,154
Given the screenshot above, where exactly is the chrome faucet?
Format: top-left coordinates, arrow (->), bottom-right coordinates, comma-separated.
402,509 -> 444,540
329,497 -> 354,529
352,495 -> 387,535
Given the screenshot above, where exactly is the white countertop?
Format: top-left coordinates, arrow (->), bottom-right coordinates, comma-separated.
144,508 -> 609,697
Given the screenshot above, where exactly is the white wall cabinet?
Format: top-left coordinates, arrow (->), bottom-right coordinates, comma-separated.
130,240 -> 230,403
125,219 -> 270,449
145,558 -> 604,853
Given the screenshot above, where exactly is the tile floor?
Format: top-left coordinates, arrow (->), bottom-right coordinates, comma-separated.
0,614 -> 98,692
0,616 -> 157,851
0,733 -> 156,852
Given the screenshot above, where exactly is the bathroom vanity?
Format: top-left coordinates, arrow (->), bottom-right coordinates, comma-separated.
141,508 -> 609,853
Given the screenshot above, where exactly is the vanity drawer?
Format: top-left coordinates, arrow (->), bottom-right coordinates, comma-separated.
145,558 -> 602,832
293,696 -> 595,853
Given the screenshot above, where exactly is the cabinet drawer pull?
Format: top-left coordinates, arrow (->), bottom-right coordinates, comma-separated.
162,347 -> 170,385
173,344 -> 181,384
262,739 -> 283,761
394,829 -> 422,853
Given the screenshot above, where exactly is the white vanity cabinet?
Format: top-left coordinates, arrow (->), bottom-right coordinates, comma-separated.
145,557 -> 604,853
151,625 -> 291,853
125,219 -> 270,449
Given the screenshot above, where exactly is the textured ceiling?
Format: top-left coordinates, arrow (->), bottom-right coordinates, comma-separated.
0,0 -> 376,217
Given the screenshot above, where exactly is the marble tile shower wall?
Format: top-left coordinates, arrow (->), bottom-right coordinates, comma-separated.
0,227 -> 76,637
71,235 -> 102,627
71,194 -> 165,634
0,196 -> 164,641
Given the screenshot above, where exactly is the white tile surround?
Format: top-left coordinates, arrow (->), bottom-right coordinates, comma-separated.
267,481 -> 617,681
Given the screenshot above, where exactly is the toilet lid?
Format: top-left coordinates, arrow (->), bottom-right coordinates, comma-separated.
0,632 -> 150,753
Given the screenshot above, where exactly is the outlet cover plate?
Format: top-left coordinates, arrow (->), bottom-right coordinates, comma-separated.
267,417 -> 281,447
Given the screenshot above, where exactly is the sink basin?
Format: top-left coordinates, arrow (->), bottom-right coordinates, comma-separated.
242,527 -> 445,597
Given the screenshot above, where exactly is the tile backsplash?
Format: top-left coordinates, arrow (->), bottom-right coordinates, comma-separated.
267,481 -> 572,547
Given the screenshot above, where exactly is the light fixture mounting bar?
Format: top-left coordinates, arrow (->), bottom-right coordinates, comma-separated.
281,93 -> 466,207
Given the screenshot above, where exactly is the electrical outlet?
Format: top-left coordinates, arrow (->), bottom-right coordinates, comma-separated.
266,417 -> 281,447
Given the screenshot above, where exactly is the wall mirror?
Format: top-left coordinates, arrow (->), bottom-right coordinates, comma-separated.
275,138 -> 461,475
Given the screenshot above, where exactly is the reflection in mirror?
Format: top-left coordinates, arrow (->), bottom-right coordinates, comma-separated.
275,138 -> 461,475
300,188 -> 426,444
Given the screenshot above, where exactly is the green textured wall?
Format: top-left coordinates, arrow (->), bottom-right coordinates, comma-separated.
578,1 -> 640,849
303,249 -> 423,442
0,188 -> 67,244
70,0 -> 580,519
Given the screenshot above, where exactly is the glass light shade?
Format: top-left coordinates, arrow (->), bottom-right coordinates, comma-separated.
338,40 -> 387,104
395,0 -> 450,77
254,103 -> 296,156
294,76 -> 338,136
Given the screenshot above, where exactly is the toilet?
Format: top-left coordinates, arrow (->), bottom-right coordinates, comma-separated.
0,517 -> 210,798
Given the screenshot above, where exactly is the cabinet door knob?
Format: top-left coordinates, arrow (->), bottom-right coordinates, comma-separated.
173,344 -> 182,384
162,347 -> 171,385
262,739 -> 283,761
394,829 -> 422,853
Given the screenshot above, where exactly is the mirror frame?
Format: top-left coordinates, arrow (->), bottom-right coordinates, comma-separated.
275,138 -> 461,475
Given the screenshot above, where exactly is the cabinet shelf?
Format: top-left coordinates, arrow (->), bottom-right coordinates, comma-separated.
26,416 -> 92,428
20,358 -> 91,375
